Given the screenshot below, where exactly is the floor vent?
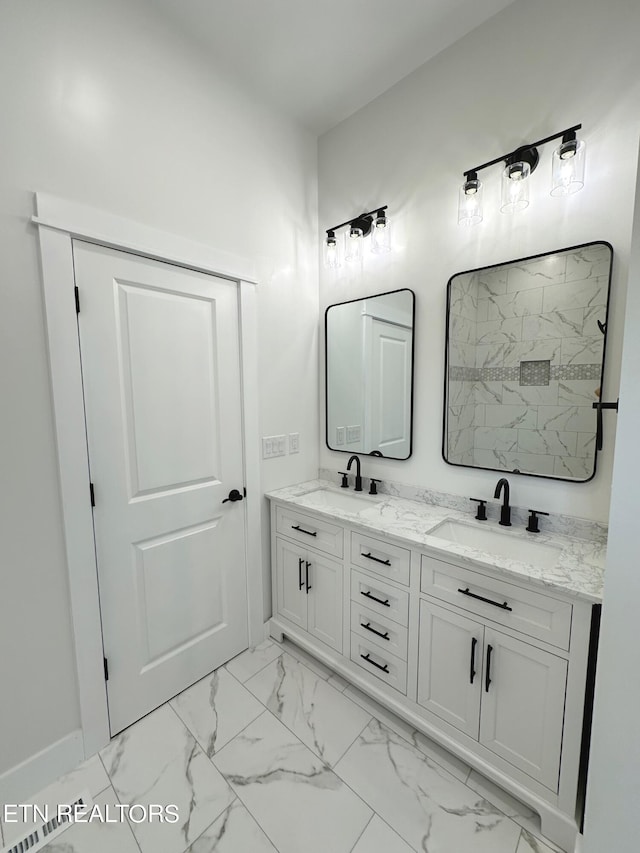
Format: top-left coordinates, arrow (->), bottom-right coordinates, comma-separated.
1,793 -> 91,853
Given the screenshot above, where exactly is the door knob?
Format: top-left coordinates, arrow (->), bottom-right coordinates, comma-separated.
222,488 -> 244,504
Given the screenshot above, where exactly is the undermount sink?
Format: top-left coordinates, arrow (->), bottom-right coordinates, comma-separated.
297,489 -> 383,514
429,520 -> 561,569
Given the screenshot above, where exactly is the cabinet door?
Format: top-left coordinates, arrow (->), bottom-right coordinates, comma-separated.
480,628 -> 567,791
275,537 -> 307,630
306,552 -> 343,652
417,600 -> 483,738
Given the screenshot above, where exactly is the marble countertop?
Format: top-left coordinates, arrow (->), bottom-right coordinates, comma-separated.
266,479 -> 606,603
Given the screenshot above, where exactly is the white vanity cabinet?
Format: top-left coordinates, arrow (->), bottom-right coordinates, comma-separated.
268,495 -> 597,852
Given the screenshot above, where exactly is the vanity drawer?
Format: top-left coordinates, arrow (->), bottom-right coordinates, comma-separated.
351,531 -> 411,586
421,555 -> 572,650
276,505 -> 343,558
350,601 -> 408,661
351,569 -> 409,627
351,634 -> 407,694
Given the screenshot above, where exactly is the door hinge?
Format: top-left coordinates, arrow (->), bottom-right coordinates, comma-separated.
90,482 -> 95,507
74,286 -> 80,313
103,657 -> 109,681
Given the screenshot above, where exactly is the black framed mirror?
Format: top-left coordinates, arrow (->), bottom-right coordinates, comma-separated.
326,289 -> 415,459
443,241 -> 613,481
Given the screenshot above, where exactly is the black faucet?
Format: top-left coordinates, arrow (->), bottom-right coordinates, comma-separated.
494,478 -> 512,526
347,454 -> 363,492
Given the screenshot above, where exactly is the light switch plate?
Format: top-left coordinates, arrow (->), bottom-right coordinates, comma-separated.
346,425 -> 361,443
289,432 -> 300,453
262,434 -> 287,458
336,427 -> 345,445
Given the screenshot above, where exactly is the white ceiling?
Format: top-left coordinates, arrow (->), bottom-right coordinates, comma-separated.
152,0 -> 517,134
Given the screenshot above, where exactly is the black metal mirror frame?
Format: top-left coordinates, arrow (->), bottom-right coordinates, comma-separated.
325,288 -> 416,460
442,241 -> 613,483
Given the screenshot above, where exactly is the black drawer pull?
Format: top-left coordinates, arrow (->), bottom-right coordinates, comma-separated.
470,636 -> 477,685
361,622 -> 390,641
361,590 -> 390,607
457,587 -> 512,612
298,557 -> 304,591
292,525 -> 317,537
360,653 -> 390,674
362,552 -> 391,566
485,644 -> 493,693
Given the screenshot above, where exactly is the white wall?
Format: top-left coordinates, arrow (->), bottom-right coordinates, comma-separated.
0,0 -> 318,777
582,142 -> 640,853
319,0 -> 640,523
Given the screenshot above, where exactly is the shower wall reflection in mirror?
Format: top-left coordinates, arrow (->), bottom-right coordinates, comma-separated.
326,289 -> 415,459
444,242 -> 613,481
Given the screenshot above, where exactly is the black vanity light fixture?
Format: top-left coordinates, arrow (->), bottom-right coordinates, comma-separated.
458,124 -> 586,226
324,205 -> 390,268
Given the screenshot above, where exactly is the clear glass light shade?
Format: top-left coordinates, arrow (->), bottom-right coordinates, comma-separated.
371,214 -> 391,253
458,179 -> 483,226
551,139 -> 586,197
501,161 -> 530,213
345,227 -> 363,263
323,234 -> 341,268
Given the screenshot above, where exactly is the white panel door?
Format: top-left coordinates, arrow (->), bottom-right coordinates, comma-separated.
73,241 -> 249,735
306,552 -> 343,652
479,628 -> 567,790
275,537 -> 307,631
365,319 -> 412,457
417,600 -> 483,737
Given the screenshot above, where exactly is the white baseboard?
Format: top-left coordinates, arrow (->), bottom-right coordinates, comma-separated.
0,730 -> 84,806
574,833 -> 583,852
263,620 -> 272,642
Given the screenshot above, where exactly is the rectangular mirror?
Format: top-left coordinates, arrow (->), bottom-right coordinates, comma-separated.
444,241 -> 613,481
326,289 -> 415,459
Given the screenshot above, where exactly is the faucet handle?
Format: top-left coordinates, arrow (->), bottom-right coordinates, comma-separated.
470,498 -> 487,521
338,472 -> 349,489
369,478 -> 381,496
526,509 -> 549,533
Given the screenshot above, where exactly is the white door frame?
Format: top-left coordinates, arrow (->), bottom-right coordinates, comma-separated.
33,192 -> 264,758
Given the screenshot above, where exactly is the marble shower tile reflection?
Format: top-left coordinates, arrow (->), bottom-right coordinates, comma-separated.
565,245 -> 611,282
448,427 -> 474,457
507,256 -> 566,292
185,799 -> 277,853
475,343 -> 507,368
558,380 -> 600,406
101,704 -> 234,853
225,640 -> 282,683
561,336 -> 603,365
503,340 -> 562,368
583,302 -> 608,336
554,456 -> 592,479
485,405 -> 538,430
522,309 -> 584,341
171,666 -> 264,758
517,429 -> 578,457
351,815 -> 414,853
473,449 -> 556,476
473,380 -> 503,404
542,278 -> 608,313
537,405 -> 595,432
577,432 -> 596,458
476,317 -> 523,344
502,381 -> 560,406
477,267 -> 508,297
245,653 -> 371,767
475,427 -> 518,452
213,711 -> 372,853
484,288 -> 544,320
40,787 -> 139,853
335,720 -> 521,853
450,314 -> 476,344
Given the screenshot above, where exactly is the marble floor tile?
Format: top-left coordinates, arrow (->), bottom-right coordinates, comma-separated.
171,666 -> 264,757
1,754 -> 111,847
466,771 -> 563,852
213,710 -> 372,853
351,814 -> 414,853
101,704 -> 234,853
342,684 -> 471,782
335,719 -> 522,853
225,640 -> 282,683
245,653 -> 371,766
279,638 -> 335,679
185,799 -> 277,852
40,786 -> 139,853
327,672 -> 350,692
517,828 -> 559,853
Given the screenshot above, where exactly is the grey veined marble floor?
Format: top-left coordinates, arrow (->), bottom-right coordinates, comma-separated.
1,639 -> 563,853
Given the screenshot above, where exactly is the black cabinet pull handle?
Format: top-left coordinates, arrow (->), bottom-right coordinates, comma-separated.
360,653 -> 390,674
292,525 -> 317,537
485,644 -> 493,693
361,590 -> 390,607
305,561 -> 311,593
298,557 -> 304,591
457,587 -> 512,612
470,637 -> 477,685
362,552 -> 391,567
361,622 -> 390,641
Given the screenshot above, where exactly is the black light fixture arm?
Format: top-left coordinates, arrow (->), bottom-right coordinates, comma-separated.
463,124 -> 582,179
326,204 -> 388,235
